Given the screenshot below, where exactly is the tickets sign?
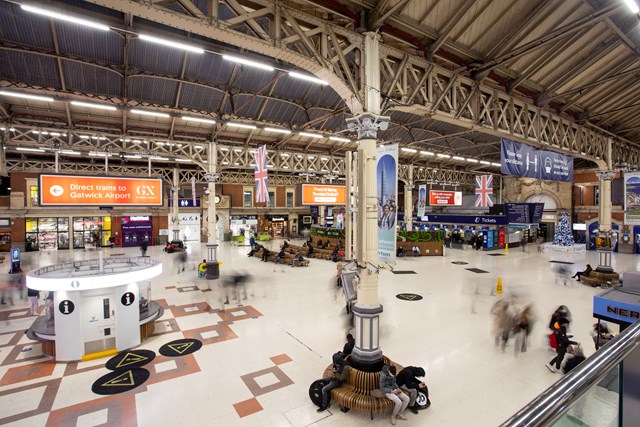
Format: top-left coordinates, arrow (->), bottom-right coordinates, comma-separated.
429,190 -> 462,206
301,184 -> 346,205
39,175 -> 163,206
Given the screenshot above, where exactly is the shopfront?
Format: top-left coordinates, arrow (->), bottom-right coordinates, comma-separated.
168,213 -> 201,243
265,215 -> 289,238
73,217 -> 111,249
121,216 -> 152,247
0,219 -> 11,252
25,217 -> 70,251
230,215 -> 257,238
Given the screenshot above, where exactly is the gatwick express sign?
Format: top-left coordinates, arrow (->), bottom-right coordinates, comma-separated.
39,174 -> 163,206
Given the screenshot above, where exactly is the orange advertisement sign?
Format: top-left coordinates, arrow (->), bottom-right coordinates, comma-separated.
301,184 -> 346,205
39,175 -> 163,206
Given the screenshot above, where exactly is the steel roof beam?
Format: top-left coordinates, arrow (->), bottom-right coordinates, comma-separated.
426,0 -> 475,61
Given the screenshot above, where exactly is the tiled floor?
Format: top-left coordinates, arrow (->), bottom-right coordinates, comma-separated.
0,241 -> 637,426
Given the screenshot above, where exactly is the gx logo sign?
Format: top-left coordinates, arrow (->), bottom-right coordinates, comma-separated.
136,186 -> 156,196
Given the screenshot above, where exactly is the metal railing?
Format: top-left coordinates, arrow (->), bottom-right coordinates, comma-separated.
500,319 -> 640,426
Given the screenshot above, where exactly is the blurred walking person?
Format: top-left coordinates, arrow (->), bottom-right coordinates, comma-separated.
491,298 -> 515,352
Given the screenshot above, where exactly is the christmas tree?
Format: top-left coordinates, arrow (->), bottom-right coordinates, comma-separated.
553,211 -> 575,246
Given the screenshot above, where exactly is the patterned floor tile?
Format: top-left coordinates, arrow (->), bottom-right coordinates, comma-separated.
240,366 -> 294,397
0,361 -> 56,386
0,308 -> 33,321
270,354 -> 292,365
169,302 -> 217,318
0,378 -> 60,424
218,306 -> 263,323
176,286 -> 199,293
145,354 -> 201,385
46,393 -> 137,427
0,330 -> 29,348
1,343 -> 46,366
151,319 -> 181,336
182,323 -> 238,345
233,397 -> 263,418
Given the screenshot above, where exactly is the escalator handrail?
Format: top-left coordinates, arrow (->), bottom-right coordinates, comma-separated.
500,319 -> 640,427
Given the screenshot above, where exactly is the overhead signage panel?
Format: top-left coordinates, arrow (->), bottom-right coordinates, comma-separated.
301,184 -> 346,205
501,138 -> 573,182
429,190 -> 462,206
39,174 -> 163,206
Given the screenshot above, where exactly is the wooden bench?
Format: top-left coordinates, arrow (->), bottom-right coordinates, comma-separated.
396,241 -> 443,257
323,356 -> 407,419
580,270 -> 620,287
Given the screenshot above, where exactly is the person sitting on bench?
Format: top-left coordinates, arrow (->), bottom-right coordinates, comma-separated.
292,251 -> 305,267
572,264 -> 592,281
307,245 -> 315,256
275,248 -> 286,263
396,246 -> 405,257
261,248 -> 271,262
412,244 -> 420,256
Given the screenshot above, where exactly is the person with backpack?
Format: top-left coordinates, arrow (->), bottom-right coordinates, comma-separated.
396,366 -> 429,413
317,353 -> 350,412
547,318 -> 578,373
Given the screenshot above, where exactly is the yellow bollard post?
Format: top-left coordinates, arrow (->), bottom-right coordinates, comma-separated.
496,276 -> 503,294
505,243 -> 509,254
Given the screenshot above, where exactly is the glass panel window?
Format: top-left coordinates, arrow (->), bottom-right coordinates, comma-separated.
595,186 -> 600,205
243,191 -> 252,208
286,192 -> 294,208
268,191 -> 275,208
26,218 -> 38,232
73,217 -> 85,231
58,218 -> 69,231
29,185 -> 38,207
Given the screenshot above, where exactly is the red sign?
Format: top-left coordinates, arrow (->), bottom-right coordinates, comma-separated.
429,190 -> 462,206
498,228 -> 505,247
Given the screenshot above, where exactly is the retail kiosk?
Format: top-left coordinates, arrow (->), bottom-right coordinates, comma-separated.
26,255 -> 163,361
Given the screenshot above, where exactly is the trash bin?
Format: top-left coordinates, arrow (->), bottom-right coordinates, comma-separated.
206,260 -> 220,280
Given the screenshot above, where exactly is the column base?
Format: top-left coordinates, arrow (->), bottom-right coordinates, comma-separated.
349,348 -> 384,372
350,303 -> 384,372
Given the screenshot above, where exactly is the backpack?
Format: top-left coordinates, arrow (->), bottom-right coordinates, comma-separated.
549,332 -> 558,349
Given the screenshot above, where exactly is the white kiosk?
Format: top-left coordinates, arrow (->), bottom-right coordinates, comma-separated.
26,255 -> 163,362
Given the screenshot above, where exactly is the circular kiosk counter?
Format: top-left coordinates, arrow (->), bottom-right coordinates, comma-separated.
26,256 -> 163,361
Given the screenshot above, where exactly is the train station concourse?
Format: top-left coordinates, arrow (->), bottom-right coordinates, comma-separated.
1,0 -> 640,426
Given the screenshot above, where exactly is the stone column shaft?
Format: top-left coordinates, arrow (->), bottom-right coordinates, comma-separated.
172,168 -> 180,241
207,141 -> 217,245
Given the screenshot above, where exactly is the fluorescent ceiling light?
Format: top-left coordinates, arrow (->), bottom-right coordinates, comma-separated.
155,142 -> 165,146
452,156 -> 465,161
149,156 -> 169,161
16,147 -> 45,153
9,128 -> 15,131
401,148 -> 417,153
623,0 -> 639,13
222,161 -> 229,165
480,160 -> 490,165
80,135 -> 90,139
420,150 -> 434,156
329,136 -> 350,143
226,122 -> 257,130
264,127 -> 291,134
59,150 -> 81,155
50,132 -> 61,136
299,132 -> 322,138
436,153 -> 451,158
89,152 -> 112,157
288,71 -> 328,85
139,34 -> 204,54
222,55 -> 274,71
491,162 -> 501,167
182,116 -> 216,124
130,109 -> 171,118
124,155 -> 142,159
70,101 -> 117,111
321,157 -> 328,161
91,136 -> 107,140
0,91 -> 54,102
175,158 -> 192,163
21,5 -> 110,31
466,158 -> 479,163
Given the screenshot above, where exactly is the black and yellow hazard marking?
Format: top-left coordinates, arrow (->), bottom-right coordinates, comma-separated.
159,338 -> 202,357
106,349 -> 155,371
396,293 -> 423,301
91,368 -> 150,395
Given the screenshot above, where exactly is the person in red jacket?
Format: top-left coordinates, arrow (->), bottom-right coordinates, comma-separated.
546,318 -> 578,373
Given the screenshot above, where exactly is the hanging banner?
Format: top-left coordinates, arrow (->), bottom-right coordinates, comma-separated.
377,144 -> 398,263
624,172 -> 640,225
429,190 -> 462,206
501,138 -> 573,182
417,184 -> 427,217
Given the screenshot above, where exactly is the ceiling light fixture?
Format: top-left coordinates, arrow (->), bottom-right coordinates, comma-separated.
175,158 -> 192,163
288,71 -> 328,85
420,150 -> 435,156
299,132 -> 322,138
436,153 -> 451,158
0,91 -> 54,102
130,109 -> 171,118
149,156 -> 169,161
139,34 -> 204,54
124,154 -> 142,159
226,122 -> 257,130
329,136 -> 350,143
466,158 -> 479,163
70,101 -> 117,111
452,156 -> 465,161
264,127 -> 291,134
182,116 -> 216,124
89,151 -> 112,157
401,148 -> 417,153
16,147 -> 45,153
491,162 -> 501,167
59,150 -> 81,155
222,55 -> 274,71
480,160 -> 490,165
21,4 -> 110,31
623,0 -> 640,13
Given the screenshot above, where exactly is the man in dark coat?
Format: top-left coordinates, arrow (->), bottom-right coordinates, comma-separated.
547,318 -> 578,373
396,366 -> 428,413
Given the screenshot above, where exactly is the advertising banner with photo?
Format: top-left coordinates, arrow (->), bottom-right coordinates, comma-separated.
300,184 -> 347,205
377,144 -> 398,263
429,190 -> 462,206
624,172 -> 640,225
500,138 -> 573,182
417,184 -> 427,217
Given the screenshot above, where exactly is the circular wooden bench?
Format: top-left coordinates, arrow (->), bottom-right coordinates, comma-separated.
322,356 -> 406,419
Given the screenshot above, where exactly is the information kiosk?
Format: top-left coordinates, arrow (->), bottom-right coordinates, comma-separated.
26,255 -> 163,361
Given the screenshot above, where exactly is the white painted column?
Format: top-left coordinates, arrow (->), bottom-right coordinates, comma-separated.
405,165 -> 414,230
171,168 -> 180,241
345,150 -> 353,260
207,141 -> 217,245
595,138 -> 615,272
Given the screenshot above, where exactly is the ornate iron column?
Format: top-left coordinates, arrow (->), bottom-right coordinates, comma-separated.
171,168 -> 180,241
346,113 -> 389,371
205,141 -> 220,280
595,169 -> 616,272
404,165 -> 414,230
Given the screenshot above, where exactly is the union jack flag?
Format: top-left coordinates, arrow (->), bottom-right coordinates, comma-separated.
254,144 -> 270,204
475,175 -> 494,208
